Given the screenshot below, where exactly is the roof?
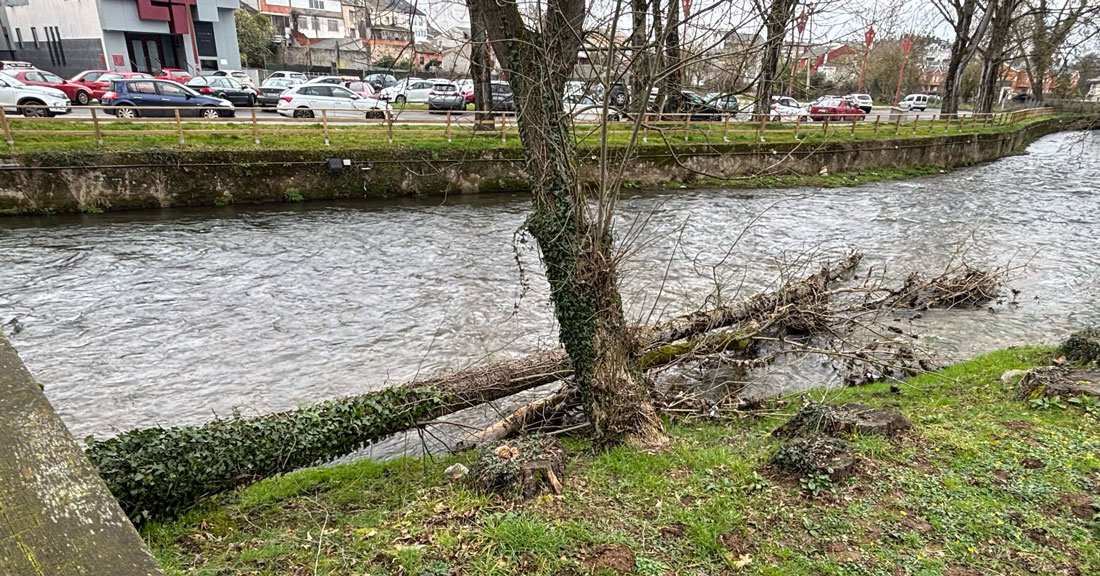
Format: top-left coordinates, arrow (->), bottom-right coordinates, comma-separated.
371,0 -> 425,17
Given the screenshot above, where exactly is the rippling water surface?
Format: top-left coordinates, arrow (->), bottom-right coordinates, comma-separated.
2,131 -> 1098,439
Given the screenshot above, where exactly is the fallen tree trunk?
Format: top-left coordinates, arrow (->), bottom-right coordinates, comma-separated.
88,253 -> 861,522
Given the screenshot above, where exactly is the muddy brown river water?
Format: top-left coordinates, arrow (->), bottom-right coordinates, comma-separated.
1,131 -> 1098,443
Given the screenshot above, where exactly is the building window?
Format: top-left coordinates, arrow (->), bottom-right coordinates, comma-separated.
308,0 -> 324,8
298,16 -> 310,30
31,27 -> 38,48
327,19 -> 338,32
15,28 -> 22,49
311,16 -> 319,30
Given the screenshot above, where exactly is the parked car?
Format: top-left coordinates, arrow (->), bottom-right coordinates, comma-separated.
186,76 -> 259,107
90,72 -> 154,100
365,73 -> 397,92
897,93 -> 929,111
608,83 -> 629,107
306,75 -> 359,86
101,78 -> 234,118
268,71 -> 309,82
846,93 -> 873,113
4,70 -> 94,105
704,93 -> 739,112
768,95 -> 807,121
0,72 -> 71,116
707,93 -> 740,113
209,70 -> 255,88
256,77 -> 302,107
564,94 -> 628,122
380,78 -> 433,103
488,80 -> 515,111
809,97 -> 865,121
427,82 -> 466,112
276,83 -> 390,118
676,91 -> 725,120
155,68 -> 193,83
343,81 -> 378,99
70,70 -> 112,99
0,60 -> 35,71
809,94 -> 838,107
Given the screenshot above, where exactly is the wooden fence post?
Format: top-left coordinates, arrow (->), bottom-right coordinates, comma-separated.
873,116 -> 880,134
321,109 -> 330,146
445,110 -> 452,142
642,112 -> 649,143
250,107 -> 259,144
91,107 -> 103,147
894,114 -> 901,135
912,114 -> 919,133
794,115 -> 802,139
174,108 -> 184,145
722,113 -> 730,142
387,110 -> 394,144
500,112 -> 506,142
757,114 -> 766,140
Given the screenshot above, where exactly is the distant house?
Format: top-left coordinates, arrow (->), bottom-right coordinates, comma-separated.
1086,78 -> 1100,102
794,43 -> 858,81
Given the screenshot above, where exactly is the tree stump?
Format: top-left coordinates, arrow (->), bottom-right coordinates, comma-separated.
1015,367 -> 1100,400
771,437 -> 858,481
469,435 -> 566,499
773,402 -> 913,439
1059,328 -> 1100,365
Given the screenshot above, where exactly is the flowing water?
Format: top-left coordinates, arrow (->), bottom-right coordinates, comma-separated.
2,131 -> 1098,442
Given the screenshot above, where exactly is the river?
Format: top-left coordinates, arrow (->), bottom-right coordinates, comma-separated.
1,131 -> 1098,441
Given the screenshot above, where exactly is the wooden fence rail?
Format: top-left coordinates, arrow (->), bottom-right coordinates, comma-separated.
0,104 -> 1060,150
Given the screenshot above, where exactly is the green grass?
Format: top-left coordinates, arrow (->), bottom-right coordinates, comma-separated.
142,347 -> 1100,575
0,113 -> 1068,154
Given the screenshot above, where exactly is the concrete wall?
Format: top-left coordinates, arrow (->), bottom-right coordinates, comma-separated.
0,335 -> 164,575
0,117 -> 1094,215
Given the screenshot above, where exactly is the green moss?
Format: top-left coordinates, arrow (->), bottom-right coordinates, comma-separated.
143,346 -> 1100,575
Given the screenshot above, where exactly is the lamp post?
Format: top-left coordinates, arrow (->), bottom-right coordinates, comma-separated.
858,26 -> 874,92
893,34 -> 913,105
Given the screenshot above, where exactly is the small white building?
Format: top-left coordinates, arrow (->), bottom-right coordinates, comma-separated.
1087,78 -> 1100,102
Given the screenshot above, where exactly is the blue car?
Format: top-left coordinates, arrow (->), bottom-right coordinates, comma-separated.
101,78 -> 235,119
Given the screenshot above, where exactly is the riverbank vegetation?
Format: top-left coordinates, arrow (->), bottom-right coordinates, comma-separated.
142,346 -> 1100,575
0,112 -> 1070,154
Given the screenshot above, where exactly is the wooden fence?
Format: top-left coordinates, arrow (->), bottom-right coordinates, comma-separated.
0,104 -> 1058,149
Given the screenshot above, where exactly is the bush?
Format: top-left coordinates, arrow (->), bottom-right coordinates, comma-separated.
86,386 -> 450,522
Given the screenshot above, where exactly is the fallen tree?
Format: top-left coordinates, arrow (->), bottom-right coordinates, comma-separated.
88,252 -> 863,522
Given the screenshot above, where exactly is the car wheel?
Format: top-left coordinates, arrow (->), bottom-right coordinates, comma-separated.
293,108 -> 314,119
76,91 -> 90,106
770,114 -> 781,122
201,108 -> 220,119
20,101 -> 46,117
395,95 -> 406,104
613,93 -> 626,106
114,106 -> 137,119
248,96 -> 256,108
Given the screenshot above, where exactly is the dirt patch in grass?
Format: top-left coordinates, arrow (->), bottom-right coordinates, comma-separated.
588,544 -> 635,574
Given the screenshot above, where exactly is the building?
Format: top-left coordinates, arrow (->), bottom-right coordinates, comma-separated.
1088,78 -> 1100,102
369,0 -> 426,43
0,0 -> 241,78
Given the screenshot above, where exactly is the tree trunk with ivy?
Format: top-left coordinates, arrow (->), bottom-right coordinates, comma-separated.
467,0 -> 667,448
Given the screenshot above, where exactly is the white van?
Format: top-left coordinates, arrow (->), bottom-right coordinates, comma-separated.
897,94 -> 929,111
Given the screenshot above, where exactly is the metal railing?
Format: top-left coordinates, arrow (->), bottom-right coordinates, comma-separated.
0,104 -> 1059,149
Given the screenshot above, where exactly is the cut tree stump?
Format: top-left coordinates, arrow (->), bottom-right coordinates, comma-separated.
773,402 -> 913,439
771,437 -> 858,481
470,435 -> 566,499
1015,367 -> 1100,400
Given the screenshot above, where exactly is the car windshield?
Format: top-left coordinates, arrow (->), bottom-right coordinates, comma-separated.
41,72 -> 65,83
263,79 -> 293,88
820,99 -> 843,107
169,70 -> 189,77
0,72 -> 26,86
682,92 -> 705,104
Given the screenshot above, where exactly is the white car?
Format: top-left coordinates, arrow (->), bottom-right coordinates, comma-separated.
564,95 -> 626,122
846,93 -> 873,113
768,95 -> 807,121
210,70 -> 255,87
0,71 -> 71,116
276,83 -> 391,119
380,78 -> 435,103
897,93 -> 929,112
268,71 -> 308,82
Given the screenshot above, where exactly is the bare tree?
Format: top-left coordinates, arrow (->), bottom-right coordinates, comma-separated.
465,0 -> 668,447
754,0 -> 801,117
1017,0 -> 1100,101
934,0 -> 995,115
975,0 -> 1024,113
468,1 -> 494,129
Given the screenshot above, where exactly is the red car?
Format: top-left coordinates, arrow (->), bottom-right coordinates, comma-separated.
71,70 -> 112,98
809,97 -> 866,122
155,68 -> 192,83
343,81 -> 378,99
89,71 -> 154,100
7,69 -> 95,105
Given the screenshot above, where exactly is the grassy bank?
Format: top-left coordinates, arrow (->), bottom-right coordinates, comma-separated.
0,113 -> 1063,154
142,347 -> 1100,575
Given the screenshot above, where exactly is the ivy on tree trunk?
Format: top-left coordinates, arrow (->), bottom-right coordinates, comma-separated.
466,0 -> 667,447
